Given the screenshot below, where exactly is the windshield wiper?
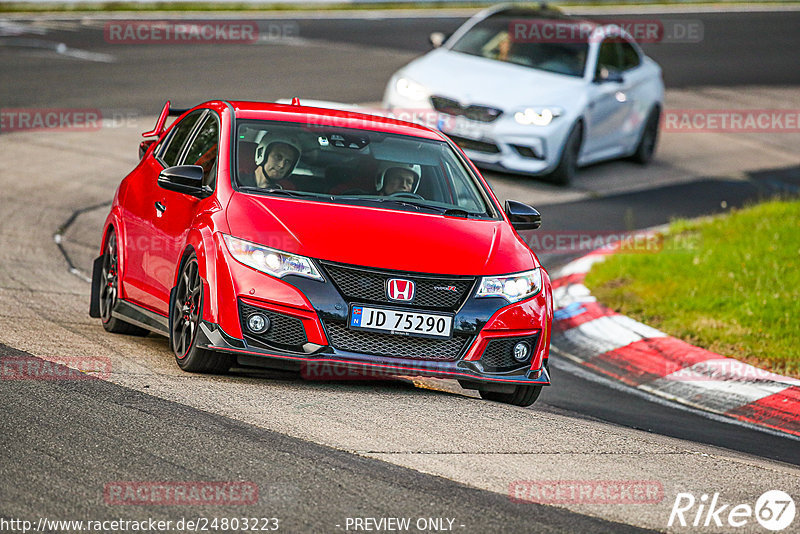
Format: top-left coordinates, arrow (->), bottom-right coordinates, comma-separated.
238,187 -> 329,199
339,196 -> 488,217
336,196 -> 434,212
442,208 -> 470,217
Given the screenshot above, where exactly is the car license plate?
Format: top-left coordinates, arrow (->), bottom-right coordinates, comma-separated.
438,114 -> 489,139
349,306 -> 452,339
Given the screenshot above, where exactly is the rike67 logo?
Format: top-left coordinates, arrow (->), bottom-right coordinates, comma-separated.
668,490 -> 795,531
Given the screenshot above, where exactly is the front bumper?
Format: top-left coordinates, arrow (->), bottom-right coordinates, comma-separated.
383,93 -> 573,177
196,319 -> 551,386
208,241 -> 552,387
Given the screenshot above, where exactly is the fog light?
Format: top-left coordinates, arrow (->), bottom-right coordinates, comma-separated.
247,313 -> 270,334
513,341 -> 531,362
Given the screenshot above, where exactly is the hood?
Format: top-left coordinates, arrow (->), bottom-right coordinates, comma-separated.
403,49 -> 586,110
225,194 -> 538,276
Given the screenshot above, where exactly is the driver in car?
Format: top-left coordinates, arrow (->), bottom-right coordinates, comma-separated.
377,164 -> 421,196
244,134 -> 302,189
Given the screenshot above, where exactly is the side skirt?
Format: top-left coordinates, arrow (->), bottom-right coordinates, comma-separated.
112,299 -> 170,336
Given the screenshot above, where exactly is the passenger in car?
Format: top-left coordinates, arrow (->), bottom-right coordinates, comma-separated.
377,164 -> 421,196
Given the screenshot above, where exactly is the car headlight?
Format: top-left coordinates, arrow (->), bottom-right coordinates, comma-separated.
476,268 -> 543,303
514,107 -> 563,126
222,234 -> 323,281
395,77 -> 428,101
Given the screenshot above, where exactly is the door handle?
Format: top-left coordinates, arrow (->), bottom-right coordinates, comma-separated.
155,201 -> 166,215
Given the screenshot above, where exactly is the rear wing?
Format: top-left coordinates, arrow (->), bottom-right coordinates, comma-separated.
142,101 -> 191,138
139,101 -> 192,159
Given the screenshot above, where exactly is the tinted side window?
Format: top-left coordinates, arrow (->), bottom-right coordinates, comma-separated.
620,41 -> 641,70
181,114 -> 219,188
596,39 -> 623,76
160,111 -> 203,167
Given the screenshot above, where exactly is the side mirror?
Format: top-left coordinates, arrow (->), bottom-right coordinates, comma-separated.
594,67 -> 624,84
429,31 -> 448,48
139,139 -> 156,160
157,165 -> 211,198
505,200 -> 541,231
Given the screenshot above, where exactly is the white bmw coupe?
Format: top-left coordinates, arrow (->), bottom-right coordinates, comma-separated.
383,4 -> 664,184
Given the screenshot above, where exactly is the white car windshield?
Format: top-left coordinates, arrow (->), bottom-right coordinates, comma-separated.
235,120 -> 495,218
450,12 -> 589,78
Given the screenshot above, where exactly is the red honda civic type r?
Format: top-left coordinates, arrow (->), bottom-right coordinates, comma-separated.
90,99 -> 553,406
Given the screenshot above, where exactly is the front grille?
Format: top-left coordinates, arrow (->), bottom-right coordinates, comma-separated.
430,96 -> 503,123
321,262 -> 475,312
239,302 -> 308,352
446,134 -> 501,154
324,321 -> 471,362
480,335 -> 539,372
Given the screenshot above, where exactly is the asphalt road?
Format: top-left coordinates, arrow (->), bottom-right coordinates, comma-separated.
1,9 -> 799,533
2,344 -> 647,533
2,10 -> 800,110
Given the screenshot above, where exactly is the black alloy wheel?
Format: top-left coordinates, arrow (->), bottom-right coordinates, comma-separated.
100,231 -> 148,335
170,253 -> 232,373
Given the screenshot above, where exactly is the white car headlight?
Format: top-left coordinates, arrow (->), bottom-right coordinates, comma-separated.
476,268 -> 543,303
222,234 -> 323,281
395,77 -> 428,101
514,107 -> 563,126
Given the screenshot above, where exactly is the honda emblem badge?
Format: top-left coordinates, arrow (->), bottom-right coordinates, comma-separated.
387,279 -> 415,302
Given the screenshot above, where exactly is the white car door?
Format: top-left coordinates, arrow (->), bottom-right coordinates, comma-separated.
582,36 -> 633,161
615,38 -> 654,152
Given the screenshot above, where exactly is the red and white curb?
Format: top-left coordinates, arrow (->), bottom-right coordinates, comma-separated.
550,247 -> 800,439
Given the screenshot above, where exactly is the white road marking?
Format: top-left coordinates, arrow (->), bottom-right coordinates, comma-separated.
553,253 -> 608,278
551,348 -> 800,442
0,37 -> 116,63
559,315 -> 667,356
553,283 -> 596,309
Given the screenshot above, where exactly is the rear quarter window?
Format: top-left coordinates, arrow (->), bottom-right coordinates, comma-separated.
159,111 -> 204,167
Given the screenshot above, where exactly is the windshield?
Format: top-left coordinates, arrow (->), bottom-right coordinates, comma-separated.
234,120 -> 495,217
450,13 -> 589,78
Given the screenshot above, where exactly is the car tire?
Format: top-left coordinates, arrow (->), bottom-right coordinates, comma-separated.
170,253 -> 232,374
479,385 -> 542,407
630,106 -> 660,165
98,230 -> 149,336
547,122 -> 582,186
478,360 -> 549,407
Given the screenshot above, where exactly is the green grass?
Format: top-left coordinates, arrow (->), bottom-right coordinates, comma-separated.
584,198 -> 800,377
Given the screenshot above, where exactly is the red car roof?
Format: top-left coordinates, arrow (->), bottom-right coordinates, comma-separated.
227,100 -> 445,141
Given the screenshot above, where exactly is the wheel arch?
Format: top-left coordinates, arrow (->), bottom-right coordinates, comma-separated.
173,228 -> 221,325
559,117 -> 585,163
100,210 -> 127,296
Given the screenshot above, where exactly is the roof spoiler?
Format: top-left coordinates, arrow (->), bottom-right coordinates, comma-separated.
142,101 -> 192,138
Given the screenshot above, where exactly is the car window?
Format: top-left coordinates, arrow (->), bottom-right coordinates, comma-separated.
596,38 -> 623,76
160,110 -> 204,167
181,113 -> 219,188
235,120 -> 496,218
449,12 -> 589,78
619,41 -> 641,70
